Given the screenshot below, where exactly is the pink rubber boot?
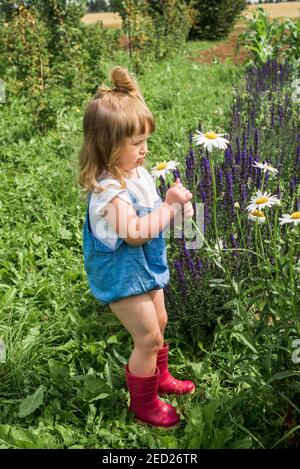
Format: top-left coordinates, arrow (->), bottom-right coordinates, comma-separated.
156,342 -> 196,395
124,364 -> 180,428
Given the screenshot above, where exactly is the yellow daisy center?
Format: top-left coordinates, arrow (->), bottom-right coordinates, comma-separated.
255,196 -> 269,205
251,210 -> 265,217
156,162 -> 168,170
291,211 -> 300,219
204,131 -> 218,139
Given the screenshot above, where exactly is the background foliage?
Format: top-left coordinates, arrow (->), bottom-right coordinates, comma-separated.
187,0 -> 247,40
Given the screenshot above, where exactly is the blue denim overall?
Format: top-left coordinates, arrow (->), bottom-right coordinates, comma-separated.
83,188 -> 170,305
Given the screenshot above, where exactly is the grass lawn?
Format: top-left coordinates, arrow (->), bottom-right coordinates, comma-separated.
0,40 -> 244,448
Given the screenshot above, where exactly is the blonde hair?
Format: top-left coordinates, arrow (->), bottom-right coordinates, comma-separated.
78,66 -> 155,194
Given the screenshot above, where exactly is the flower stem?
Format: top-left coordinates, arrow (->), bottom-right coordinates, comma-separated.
236,210 -> 254,280
261,172 -> 266,192
265,210 -> 279,281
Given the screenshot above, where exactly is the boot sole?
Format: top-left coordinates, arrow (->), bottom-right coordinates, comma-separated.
134,417 -> 181,429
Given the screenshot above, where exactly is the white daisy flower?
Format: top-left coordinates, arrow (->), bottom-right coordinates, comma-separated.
252,161 -> 278,174
150,160 -> 179,181
248,209 -> 266,224
279,211 -> 300,226
246,190 -> 280,212
192,131 -> 229,152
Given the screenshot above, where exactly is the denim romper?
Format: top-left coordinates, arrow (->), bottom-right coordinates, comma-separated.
83,188 -> 170,305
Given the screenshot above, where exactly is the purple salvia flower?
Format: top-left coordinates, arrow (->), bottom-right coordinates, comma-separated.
216,167 -> 223,192
270,104 -> 275,127
296,145 -> 300,169
254,128 -> 259,156
278,105 -> 284,127
224,145 -> 233,168
173,168 -> 181,181
174,259 -> 187,296
158,175 -> 167,198
241,184 -> 248,205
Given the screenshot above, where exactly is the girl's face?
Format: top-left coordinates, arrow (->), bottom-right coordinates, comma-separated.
118,128 -> 149,177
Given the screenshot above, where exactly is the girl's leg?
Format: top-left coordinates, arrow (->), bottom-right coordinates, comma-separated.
148,288 -> 168,337
109,293 -> 163,377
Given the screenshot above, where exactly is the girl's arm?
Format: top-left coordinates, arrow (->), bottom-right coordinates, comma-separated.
104,186 -> 192,246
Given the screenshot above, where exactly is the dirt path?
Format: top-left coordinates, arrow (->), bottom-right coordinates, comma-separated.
192,2 -> 300,65
192,25 -> 251,65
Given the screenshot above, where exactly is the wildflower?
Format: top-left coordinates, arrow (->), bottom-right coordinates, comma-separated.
252,161 -> 278,174
279,212 -> 300,226
247,190 -> 280,212
150,160 -> 179,181
248,210 -> 266,224
234,202 -> 240,209
192,130 -> 229,152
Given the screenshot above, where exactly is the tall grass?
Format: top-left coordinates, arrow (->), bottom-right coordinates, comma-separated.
0,41 -> 239,448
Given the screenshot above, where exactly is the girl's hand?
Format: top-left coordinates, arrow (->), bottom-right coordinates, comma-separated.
165,178 -> 193,206
183,201 -> 194,219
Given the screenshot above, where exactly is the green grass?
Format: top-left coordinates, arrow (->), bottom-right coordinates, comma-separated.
0,40 -> 242,448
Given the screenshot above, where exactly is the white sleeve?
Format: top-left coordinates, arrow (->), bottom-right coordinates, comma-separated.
89,179 -> 133,219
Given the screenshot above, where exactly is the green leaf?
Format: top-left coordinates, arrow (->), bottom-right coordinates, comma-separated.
107,335 -> 118,344
89,393 -> 110,403
231,332 -> 258,354
18,385 -> 46,418
267,371 -> 300,384
0,425 -> 44,449
113,348 -> 127,364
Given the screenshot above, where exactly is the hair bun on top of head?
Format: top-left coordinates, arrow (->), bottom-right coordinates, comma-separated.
110,67 -> 138,96
94,66 -> 144,102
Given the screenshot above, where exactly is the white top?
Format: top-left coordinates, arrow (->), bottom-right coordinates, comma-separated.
89,165 -> 160,248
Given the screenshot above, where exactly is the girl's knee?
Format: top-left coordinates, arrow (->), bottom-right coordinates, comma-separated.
138,330 -> 163,353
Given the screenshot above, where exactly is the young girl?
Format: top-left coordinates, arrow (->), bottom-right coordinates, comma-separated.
79,66 -> 196,428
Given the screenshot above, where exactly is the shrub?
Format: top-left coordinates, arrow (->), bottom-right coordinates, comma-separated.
112,0 -> 196,73
188,0 -> 246,40
0,0 -> 122,131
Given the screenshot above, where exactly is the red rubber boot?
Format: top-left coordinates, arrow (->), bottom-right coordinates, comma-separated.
156,343 -> 196,395
124,364 -> 180,428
